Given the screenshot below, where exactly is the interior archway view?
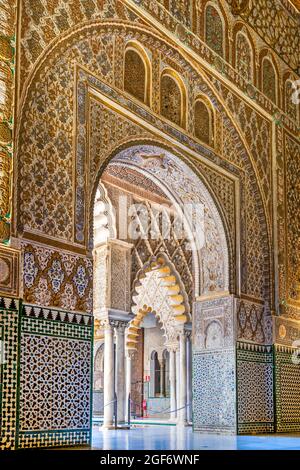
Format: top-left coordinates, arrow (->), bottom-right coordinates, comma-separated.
0,0 -> 300,452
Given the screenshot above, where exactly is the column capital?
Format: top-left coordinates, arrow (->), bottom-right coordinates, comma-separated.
107,238 -> 133,251
166,343 -> 179,353
98,318 -> 111,330
113,320 -> 127,333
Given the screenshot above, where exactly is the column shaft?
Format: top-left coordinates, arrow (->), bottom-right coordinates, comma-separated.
125,353 -> 132,423
103,324 -> 115,428
116,326 -> 126,425
186,334 -> 192,423
176,349 -> 180,418
178,333 -> 187,426
169,349 -> 177,420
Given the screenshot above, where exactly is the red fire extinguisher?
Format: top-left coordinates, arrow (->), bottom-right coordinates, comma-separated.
142,399 -> 148,418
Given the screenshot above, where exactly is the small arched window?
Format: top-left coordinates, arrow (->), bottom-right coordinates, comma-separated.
150,350 -> 161,397
194,99 -> 214,146
205,5 -> 224,58
162,349 -> 170,398
160,72 -> 184,127
235,32 -> 253,83
124,46 -> 149,104
262,57 -> 277,104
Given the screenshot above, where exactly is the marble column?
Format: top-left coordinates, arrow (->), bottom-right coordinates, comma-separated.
115,322 -> 126,425
176,348 -> 180,418
169,348 -> 177,421
103,322 -> 115,428
186,332 -> 192,424
125,350 -> 134,423
178,331 -> 187,426
160,358 -> 165,397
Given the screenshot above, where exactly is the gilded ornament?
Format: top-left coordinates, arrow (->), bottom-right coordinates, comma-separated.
0,122 -> 11,144
213,56 -> 224,73
278,324 -> 286,340
0,35 -> 13,62
0,257 -> 9,282
175,23 -> 187,42
246,83 -> 256,100
231,0 -> 251,15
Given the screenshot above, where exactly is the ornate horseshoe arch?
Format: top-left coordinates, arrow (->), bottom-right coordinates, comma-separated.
127,254 -> 191,351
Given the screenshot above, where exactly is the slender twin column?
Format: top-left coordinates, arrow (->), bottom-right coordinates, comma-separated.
115,324 -> 126,425
103,322 -> 115,429
168,348 -> 177,421
103,320 -> 127,428
103,322 -> 191,428
186,332 -> 192,423
125,349 -> 134,423
178,331 -> 188,426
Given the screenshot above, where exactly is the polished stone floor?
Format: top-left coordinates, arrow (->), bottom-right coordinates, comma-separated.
91,425 -> 300,450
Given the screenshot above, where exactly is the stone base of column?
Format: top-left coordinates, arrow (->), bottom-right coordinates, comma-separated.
176,420 -> 189,427
102,424 -> 130,430
101,423 -> 116,430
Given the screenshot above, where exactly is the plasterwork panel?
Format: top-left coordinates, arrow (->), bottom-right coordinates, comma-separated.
127,0 -> 299,135
237,299 -> 266,344
19,0 -> 139,92
21,242 -> 93,313
273,316 -> 300,347
110,243 -> 131,312
285,136 -> 300,310
212,79 -> 272,222
225,0 -> 299,70
0,246 -> 20,297
193,295 -> 236,351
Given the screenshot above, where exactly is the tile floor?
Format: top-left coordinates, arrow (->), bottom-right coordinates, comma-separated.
91,425 -> 300,450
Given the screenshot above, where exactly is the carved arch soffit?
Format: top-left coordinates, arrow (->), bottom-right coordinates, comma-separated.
112,144 -> 230,296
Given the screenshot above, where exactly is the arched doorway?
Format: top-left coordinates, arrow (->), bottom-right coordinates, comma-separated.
93,143 -> 231,430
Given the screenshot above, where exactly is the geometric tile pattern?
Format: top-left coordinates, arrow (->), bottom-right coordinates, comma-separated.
22,316 -> 91,341
274,345 -> 300,433
237,342 -> 274,434
0,296 -> 20,450
18,430 -> 90,449
193,349 -> 237,434
19,335 -> 91,431
17,306 -> 92,448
